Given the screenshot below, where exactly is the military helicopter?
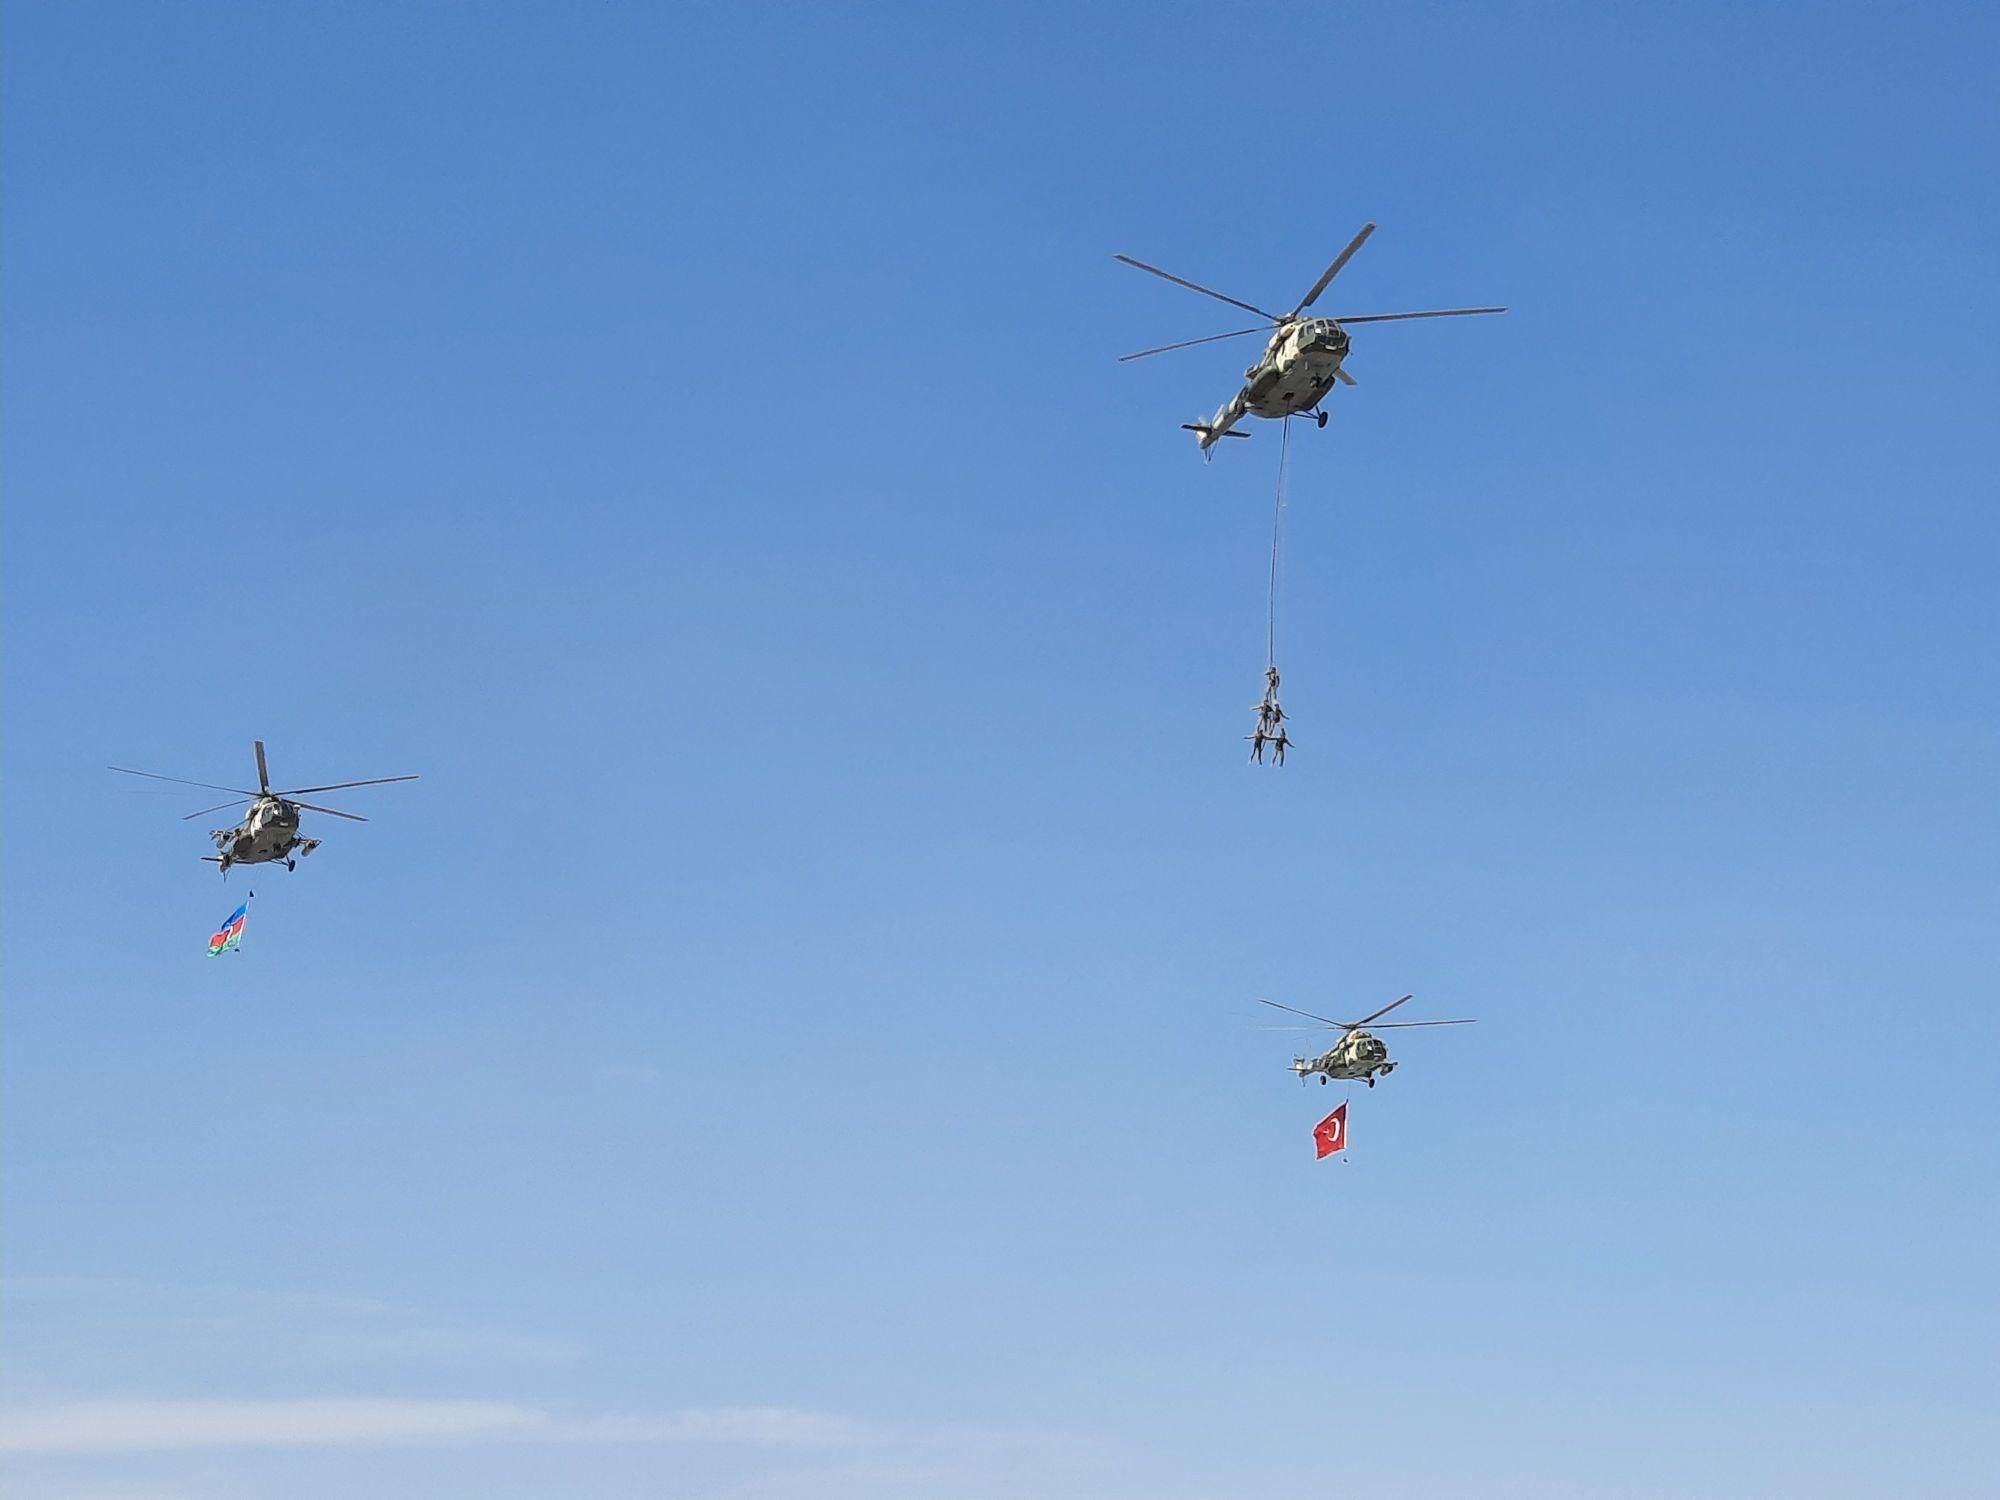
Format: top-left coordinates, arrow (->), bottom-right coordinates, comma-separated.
1116,223 -> 1505,453
1256,993 -> 1474,1087
110,740 -> 416,877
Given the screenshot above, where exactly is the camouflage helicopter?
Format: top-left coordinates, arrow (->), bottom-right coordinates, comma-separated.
1256,993 -> 1474,1087
1116,223 -> 1505,453
111,740 -> 416,877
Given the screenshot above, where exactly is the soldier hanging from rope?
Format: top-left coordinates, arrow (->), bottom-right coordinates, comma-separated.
1247,664 -> 1291,766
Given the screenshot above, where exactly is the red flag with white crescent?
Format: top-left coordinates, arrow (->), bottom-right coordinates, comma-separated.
1313,1103 -> 1348,1159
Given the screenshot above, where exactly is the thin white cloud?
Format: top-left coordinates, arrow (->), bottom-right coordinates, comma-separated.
0,1398 -> 880,1455
0,1275 -> 577,1374
0,1399 -> 541,1453
553,1406 -> 871,1445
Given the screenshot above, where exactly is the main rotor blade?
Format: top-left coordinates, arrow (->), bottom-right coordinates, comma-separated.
1331,306 -> 1508,324
1370,1019 -> 1477,1028
1114,255 -> 1283,321
1118,326 -> 1268,362
109,766 -> 259,798
1290,222 -> 1376,316
180,797 -> 253,821
1255,997 -> 1349,1029
277,774 -> 420,795
1350,993 -> 1415,1027
291,800 -> 368,822
254,740 -> 271,794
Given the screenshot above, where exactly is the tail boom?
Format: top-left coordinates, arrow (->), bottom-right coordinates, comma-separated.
1183,394 -> 1250,452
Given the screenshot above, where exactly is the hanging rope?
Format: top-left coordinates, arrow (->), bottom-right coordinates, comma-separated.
1267,414 -> 1290,667
1247,416 -> 1294,766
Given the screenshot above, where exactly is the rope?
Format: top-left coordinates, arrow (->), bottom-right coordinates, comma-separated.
1267,415 -> 1290,667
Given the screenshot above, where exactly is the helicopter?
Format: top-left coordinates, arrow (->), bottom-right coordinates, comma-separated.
111,740 -> 417,877
1256,993 -> 1474,1087
1116,223 -> 1506,453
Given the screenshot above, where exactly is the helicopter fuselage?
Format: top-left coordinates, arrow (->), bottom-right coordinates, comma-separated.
1292,1026 -> 1396,1088
210,798 -> 315,874
1195,318 -> 1351,449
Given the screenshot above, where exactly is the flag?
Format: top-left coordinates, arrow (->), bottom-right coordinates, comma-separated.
208,901 -> 249,956
1313,1103 -> 1348,1159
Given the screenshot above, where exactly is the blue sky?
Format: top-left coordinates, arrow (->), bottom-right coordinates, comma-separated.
4,3 -> 1996,1497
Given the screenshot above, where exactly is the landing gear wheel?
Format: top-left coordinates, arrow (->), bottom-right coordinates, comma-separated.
1366,1076 -> 1376,1088
1315,410 -> 1328,429
1319,1077 -> 1328,1086
286,859 -> 296,871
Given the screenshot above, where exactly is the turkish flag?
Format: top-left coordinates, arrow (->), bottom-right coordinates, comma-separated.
1313,1104 -> 1348,1159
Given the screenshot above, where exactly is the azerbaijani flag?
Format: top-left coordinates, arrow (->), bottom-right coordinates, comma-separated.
208,901 -> 249,956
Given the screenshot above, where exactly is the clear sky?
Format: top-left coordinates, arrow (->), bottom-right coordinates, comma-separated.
4,4 -> 1996,1497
